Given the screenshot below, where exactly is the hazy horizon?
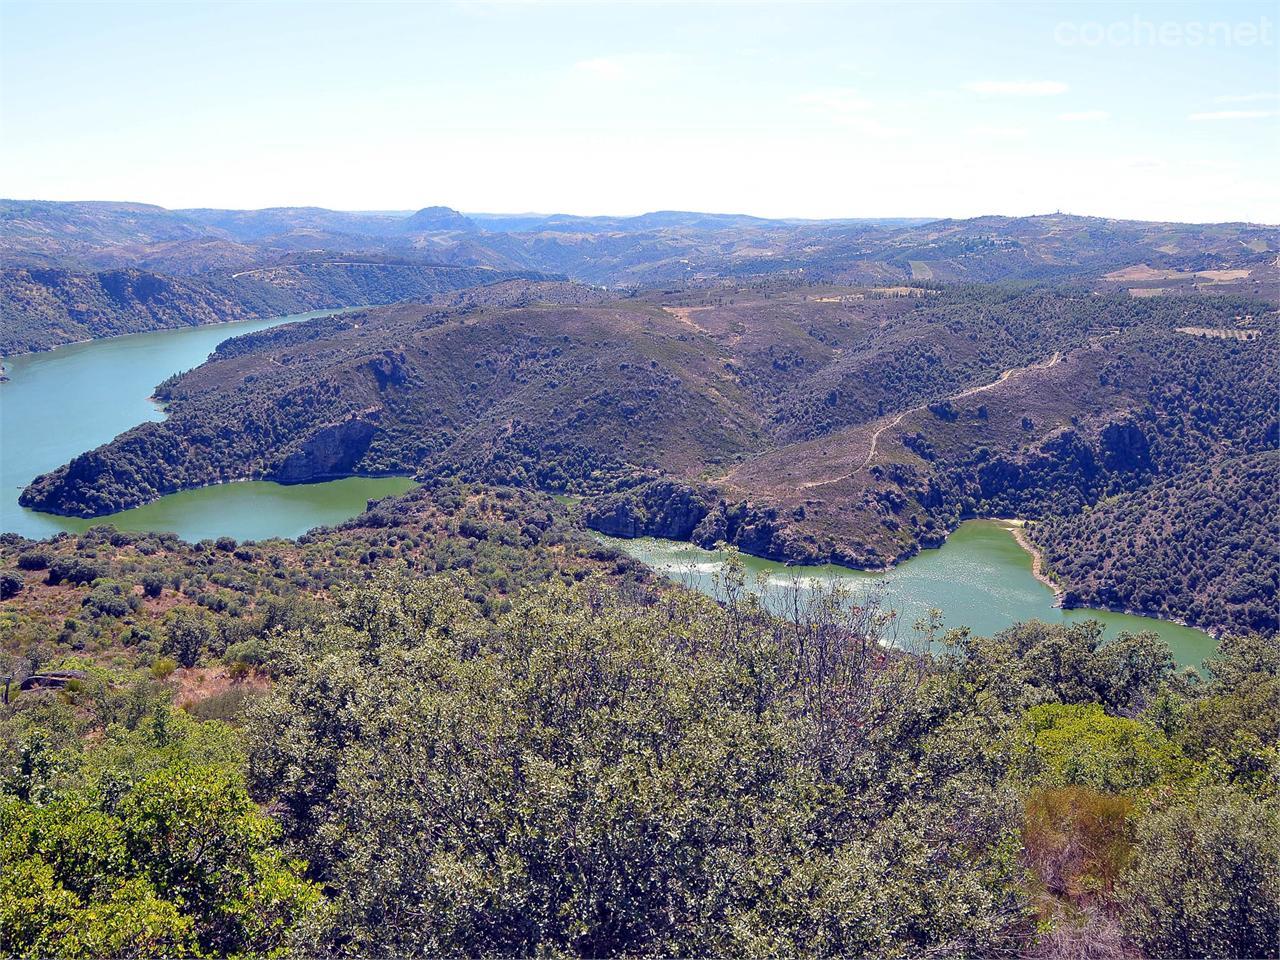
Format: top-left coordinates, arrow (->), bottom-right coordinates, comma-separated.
5,196 -> 1277,228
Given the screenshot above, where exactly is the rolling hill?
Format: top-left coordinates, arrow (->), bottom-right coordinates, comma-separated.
19,278 -> 1277,634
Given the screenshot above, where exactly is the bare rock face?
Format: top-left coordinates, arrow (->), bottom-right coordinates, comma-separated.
584,479 -> 716,540
584,477 -> 818,565
273,417 -> 381,484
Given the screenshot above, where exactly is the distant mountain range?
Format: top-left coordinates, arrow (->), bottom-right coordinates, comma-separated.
3,199 -> 1276,355
4,199 -> 1275,284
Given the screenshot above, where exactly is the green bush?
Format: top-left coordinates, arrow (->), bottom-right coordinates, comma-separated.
1117,786 -> 1279,959
1025,703 -> 1193,793
0,763 -> 324,957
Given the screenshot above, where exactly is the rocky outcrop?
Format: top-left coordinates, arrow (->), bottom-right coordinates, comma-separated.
400,206 -> 477,233
369,350 -> 416,389
1100,420 -> 1152,473
273,416 -> 381,484
583,479 -> 716,540
689,500 -> 805,563
584,478 -> 815,564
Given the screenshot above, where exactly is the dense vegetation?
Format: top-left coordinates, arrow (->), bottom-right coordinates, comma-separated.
1030,452 -> 1278,635
0,483 -> 628,676
1,488 -> 1275,957
18,281 -> 1276,635
3,199 -> 1277,960
0,262 -> 547,356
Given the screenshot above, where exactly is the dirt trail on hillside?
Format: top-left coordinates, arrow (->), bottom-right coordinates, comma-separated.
661,305 -> 715,333
798,351 -> 1062,491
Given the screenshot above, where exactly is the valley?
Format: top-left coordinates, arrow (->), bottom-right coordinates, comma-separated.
3,249 -> 1274,638
0,211 -> 1273,957
0,303 -> 1210,649
5,2 -> 1278,954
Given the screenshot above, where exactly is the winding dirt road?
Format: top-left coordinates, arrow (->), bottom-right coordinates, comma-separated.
798,351 -> 1063,490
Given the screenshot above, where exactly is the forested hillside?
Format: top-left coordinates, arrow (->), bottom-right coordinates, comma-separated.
1,480 -> 1275,958
1030,453 -> 1279,635
0,261 -> 547,355
0,268 -> 263,355
5,2 -> 1277,954
21,279 -> 1274,635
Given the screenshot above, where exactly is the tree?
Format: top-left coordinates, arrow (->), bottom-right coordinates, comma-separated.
163,610 -> 213,669
0,763 -> 324,958
248,572 -> 1032,957
1091,630 -> 1175,714
1117,786 -> 1279,959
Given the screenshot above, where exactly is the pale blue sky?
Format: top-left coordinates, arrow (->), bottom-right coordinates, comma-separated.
2,0 -> 1277,222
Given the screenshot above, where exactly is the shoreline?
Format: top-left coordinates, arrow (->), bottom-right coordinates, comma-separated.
19,471 -> 420,524
996,520 -> 1067,605
986,518 -> 1209,635
0,305 -> 366,370
597,519 -> 1216,639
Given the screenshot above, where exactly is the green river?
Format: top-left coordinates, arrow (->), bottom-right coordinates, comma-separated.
0,312 -> 416,542
600,520 -> 1217,668
0,314 -> 1214,666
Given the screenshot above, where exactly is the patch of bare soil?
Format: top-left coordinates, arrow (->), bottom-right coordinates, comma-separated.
1104,264 -> 1177,282
1176,326 -> 1260,341
1194,268 -> 1250,282
661,306 -> 714,331
170,666 -> 270,709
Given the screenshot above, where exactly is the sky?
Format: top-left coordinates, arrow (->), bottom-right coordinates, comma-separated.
1,0 -> 1277,223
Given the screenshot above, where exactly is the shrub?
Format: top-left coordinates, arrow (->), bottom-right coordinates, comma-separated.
1024,786 -> 1134,899
16,550 -> 51,571
46,559 -> 104,587
0,572 -> 22,600
163,611 -> 214,669
184,687 -> 260,723
1025,704 -> 1192,792
139,573 -> 166,599
1117,786 -> 1279,959
82,581 -> 139,619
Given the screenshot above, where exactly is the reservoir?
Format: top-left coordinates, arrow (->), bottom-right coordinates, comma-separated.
0,315 -> 1215,665
600,520 -> 1217,668
0,311 -> 415,542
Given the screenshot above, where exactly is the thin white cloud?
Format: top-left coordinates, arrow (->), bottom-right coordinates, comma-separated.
1188,110 -> 1279,121
794,88 -> 904,138
1058,110 -> 1111,122
1213,92 -> 1280,103
795,88 -> 873,114
967,124 -> 1029,140
574,57 -> 627,80
571,53 -> 674,81
965,80 -> 1069,96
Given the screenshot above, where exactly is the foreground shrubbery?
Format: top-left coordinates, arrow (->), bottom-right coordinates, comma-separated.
1,564 -> 1276,958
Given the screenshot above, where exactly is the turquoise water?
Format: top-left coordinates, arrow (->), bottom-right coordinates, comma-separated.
0,314 -> 1217,666
601,520 -> 1217,668
0,310 -> 413,542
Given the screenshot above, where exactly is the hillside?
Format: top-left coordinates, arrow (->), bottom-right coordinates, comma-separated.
5,199 -> 1276,294
0,268 -> 264,355
18,279 -> 1277,635
0,261 -> 549,355
18,286 -> 763,516
2,479 -> 1276,959
1029,453 -> 1279,635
